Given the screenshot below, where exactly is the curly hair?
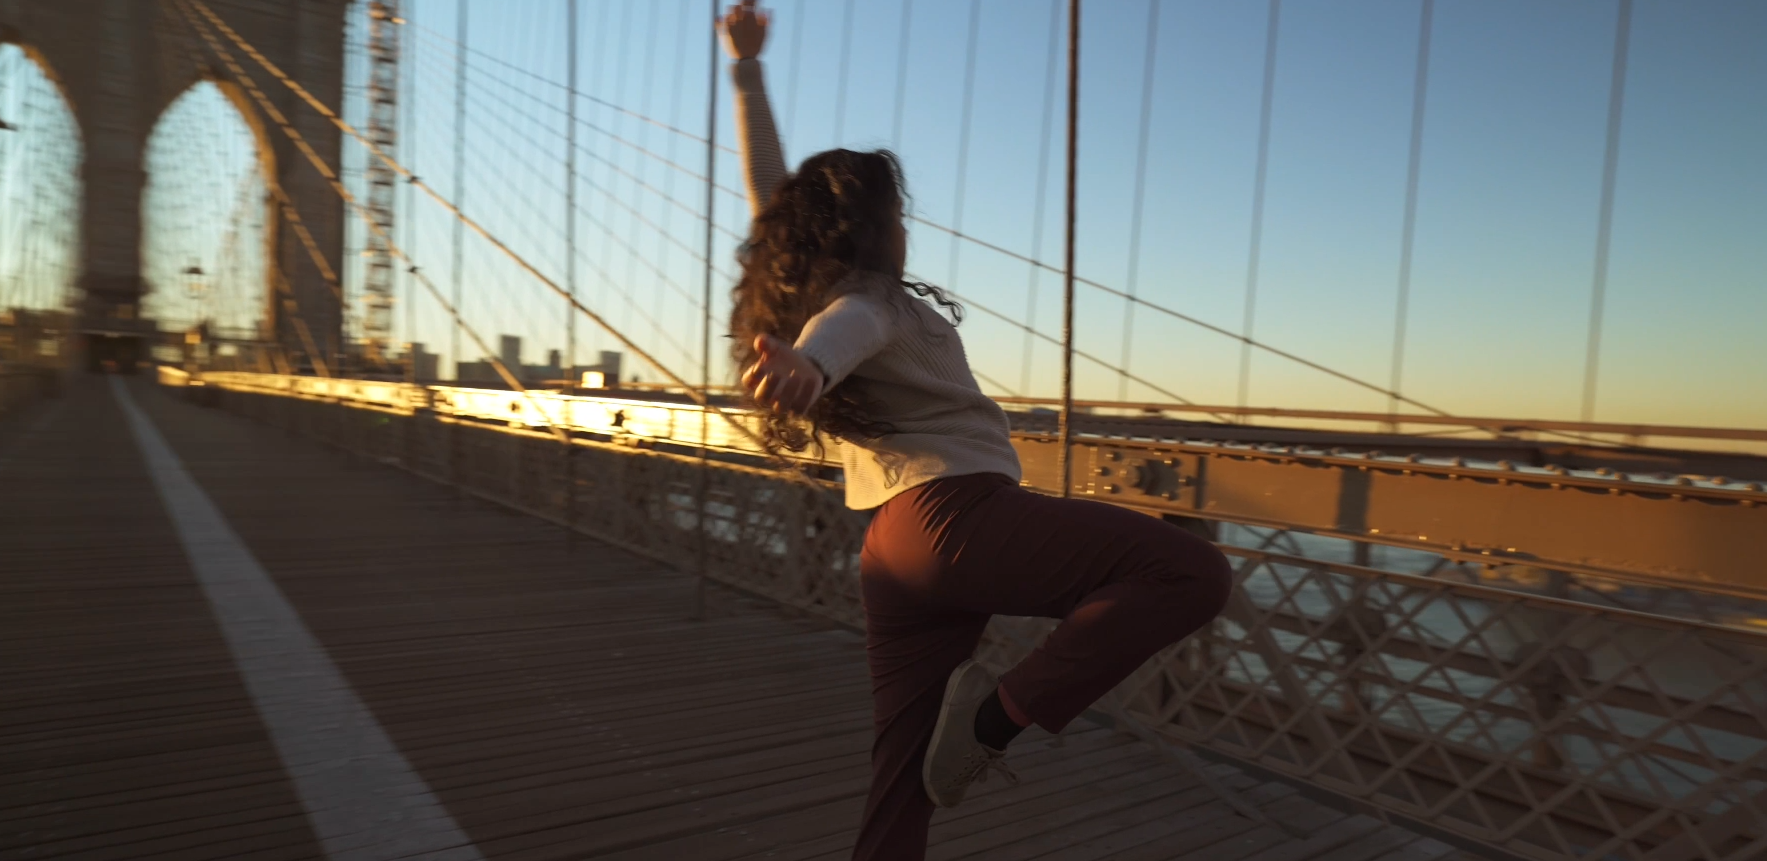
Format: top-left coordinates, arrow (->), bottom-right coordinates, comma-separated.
729,148 -> 962,455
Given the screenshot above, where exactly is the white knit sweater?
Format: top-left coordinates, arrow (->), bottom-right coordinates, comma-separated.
731,59 -> 1022,510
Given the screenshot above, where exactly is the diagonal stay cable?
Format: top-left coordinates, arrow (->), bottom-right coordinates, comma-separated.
969,366 -> 1021,399
437,50 -> 747,241
154,0 -> 352,343
441,74 -> 724,306
185,0 -> 827,485
411,21 -> 739,160
172,0 -> 565,443
909,269 -> 1231,420
422,30 -> 1456,420
444,44 -> 1308,417
414,25 -> 742,190
411,31 -> 759,216
910,217 -> 1452,418
425,79 -> 723,361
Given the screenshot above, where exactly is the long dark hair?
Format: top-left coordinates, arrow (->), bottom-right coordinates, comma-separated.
729,148 -> 961,454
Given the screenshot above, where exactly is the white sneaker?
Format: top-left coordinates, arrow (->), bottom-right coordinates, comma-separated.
922,660 -> 1021,808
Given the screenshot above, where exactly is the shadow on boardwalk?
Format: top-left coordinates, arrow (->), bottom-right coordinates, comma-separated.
0,378 -> 1470,861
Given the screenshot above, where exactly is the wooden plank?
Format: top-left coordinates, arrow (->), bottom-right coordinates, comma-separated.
1107,794 -> 1350,861
1235,815 -> 1390,861
1028,782 -> 1297,861
0,379 -> 1455,861
1370,837 -> 1459,861
0,381 -> 324,860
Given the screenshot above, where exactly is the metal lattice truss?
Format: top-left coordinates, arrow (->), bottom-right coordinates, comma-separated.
360,0 -> 400,359
199,379 -> 1767,861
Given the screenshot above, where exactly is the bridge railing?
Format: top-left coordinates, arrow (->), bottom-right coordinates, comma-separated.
185,373 -> 1767,861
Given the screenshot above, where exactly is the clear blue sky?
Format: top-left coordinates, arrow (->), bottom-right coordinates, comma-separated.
382,0 -> 1765,428
14,1 -> 1765,428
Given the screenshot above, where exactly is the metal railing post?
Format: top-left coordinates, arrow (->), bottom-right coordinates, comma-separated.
1055,0 -> 1079,499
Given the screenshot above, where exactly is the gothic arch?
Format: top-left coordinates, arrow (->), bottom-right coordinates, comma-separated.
0,0 -> 347,370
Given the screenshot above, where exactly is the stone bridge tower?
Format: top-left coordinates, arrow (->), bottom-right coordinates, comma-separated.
0,0 -> 346,371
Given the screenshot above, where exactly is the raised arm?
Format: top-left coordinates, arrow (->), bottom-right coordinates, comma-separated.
720,2 -> 788,217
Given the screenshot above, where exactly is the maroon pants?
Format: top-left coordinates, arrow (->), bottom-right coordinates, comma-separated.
850,473 -> 1233,860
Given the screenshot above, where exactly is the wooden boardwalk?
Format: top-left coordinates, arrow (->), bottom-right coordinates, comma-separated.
0,377 -> 1477,861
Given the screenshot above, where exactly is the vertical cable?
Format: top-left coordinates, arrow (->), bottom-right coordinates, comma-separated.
1582,0 -> 1632,424
565,0 -> 578,378
1237,0 -> 1281,418
693,0 -> 718,621
450,0 -> 467,379
403,0 -> 419,381
632,2 -> 662,348
448,0 -> 468,489
889,0 -> 913,149
833,0 -> 855,143
1057,0 -> 1080,498
1117,0 -> 1160,401
610,1 -> 635,340
661,0 -> 692,364
1020,0 -> 1063,397
561,0 -> 582,544
783,0 -> 806,141
1389,0 -> 1433,420
588,0 -> 611,356
946,0 -> 981,301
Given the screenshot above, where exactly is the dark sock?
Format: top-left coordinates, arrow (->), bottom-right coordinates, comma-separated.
973,689 -> 1027,751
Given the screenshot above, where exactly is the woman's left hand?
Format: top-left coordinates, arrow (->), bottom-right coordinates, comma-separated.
719,1 -> 770,61
742,334 -> 824,415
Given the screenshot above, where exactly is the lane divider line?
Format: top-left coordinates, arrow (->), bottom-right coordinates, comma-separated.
112,378 -> 486,861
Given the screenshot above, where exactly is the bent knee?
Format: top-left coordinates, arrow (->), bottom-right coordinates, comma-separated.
1146,526 -> 1234,620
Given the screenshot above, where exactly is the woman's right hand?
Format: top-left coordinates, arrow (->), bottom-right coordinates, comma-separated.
742,334 -> 824,416
719,0 -> 770,61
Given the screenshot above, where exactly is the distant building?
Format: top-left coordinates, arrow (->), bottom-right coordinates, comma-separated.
454,360 -> 497,384
407,342 -> 439,381
573,350 -> 622,388
454,336 -> 620,387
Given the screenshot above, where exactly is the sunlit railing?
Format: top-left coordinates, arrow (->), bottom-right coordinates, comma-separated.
188,373 -> 1767,861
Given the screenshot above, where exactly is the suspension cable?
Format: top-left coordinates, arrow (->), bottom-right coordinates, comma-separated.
407,46 -> 1186,416
833,0 -> 855,143
945,0 -> 981,307
1021,0 -> 1063,397
1118,0 -> 1161,400
426,28 -> 1448,417
889,0 -> 913,150
1056,0 -> 1080,497
173,0 -> 564,441
1389,0 -> 1434,418
1582,0 -> 1633,423
1237,0 -> 1282,417
179,0 -> 832,485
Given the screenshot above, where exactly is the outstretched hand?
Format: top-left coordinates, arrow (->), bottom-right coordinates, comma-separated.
719,0 -> 770,61
741,334 -> 823,416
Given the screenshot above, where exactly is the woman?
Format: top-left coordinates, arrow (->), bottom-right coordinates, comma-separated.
719,4 -> 1233,859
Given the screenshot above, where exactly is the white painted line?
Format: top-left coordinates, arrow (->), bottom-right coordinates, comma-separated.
111,379 -> 486,861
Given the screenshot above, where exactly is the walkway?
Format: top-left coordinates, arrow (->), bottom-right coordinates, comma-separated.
0,377 -> 1472,860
